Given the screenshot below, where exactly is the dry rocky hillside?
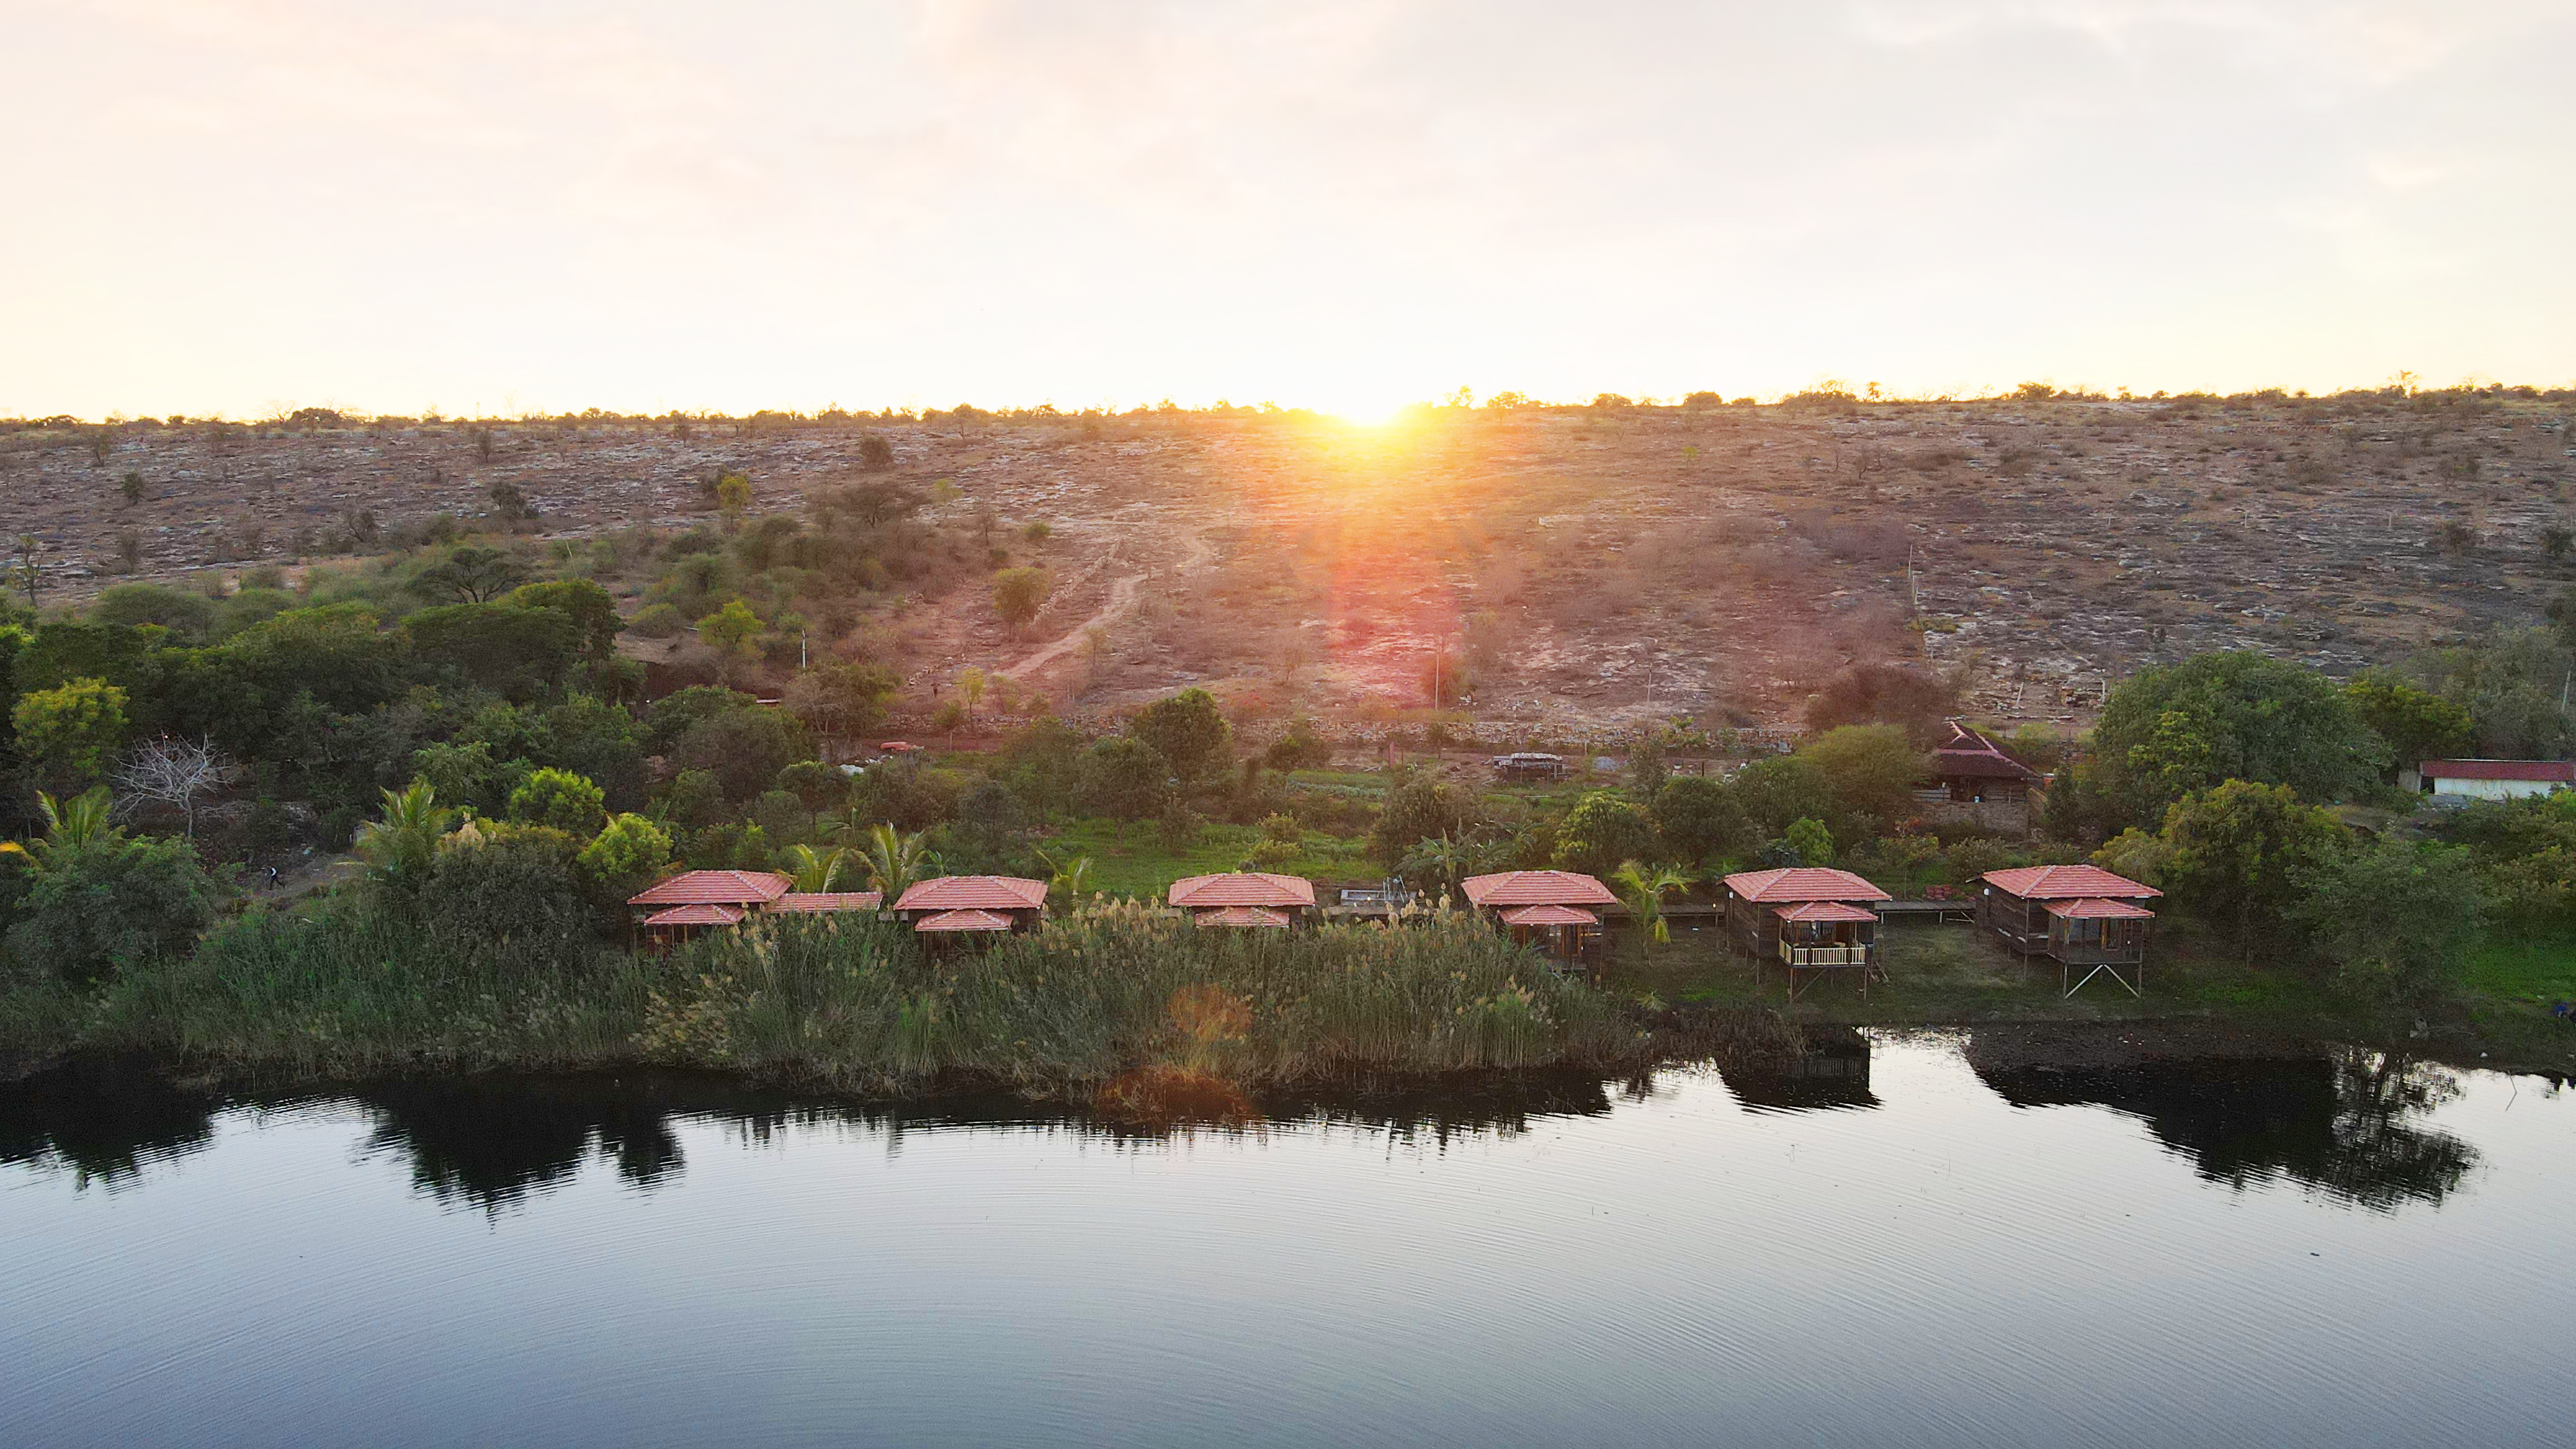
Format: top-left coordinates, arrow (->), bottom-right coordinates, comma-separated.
5,393 -> 2570,735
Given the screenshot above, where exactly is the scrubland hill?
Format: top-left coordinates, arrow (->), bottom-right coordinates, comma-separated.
7,387 -> 2568,731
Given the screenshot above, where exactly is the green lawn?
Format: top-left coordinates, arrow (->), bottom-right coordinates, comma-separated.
2463,930 -> 2576,1006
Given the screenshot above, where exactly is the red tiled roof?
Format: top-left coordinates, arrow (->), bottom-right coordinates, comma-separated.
773,891 -> 883,913
913,908 -> 1015,933
1498,903 -> 1599,927
1983,865 -> 2162,900
1461,870 -> 1619,907
627,870 -> 793,908
2420,759 -> 2576,783
641,903 -> 744,928
1723,867 -> 1892,904
1168,872 -> 1317,909
1927,721 -> 2043,782
1772,901 -> 1879,923
894,876 -> 1049,912
2045,897 -> 2156,920
1193,905 -> 1294,929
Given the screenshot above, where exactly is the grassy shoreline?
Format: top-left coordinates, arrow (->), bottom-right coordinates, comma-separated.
6,902 -> 2566,1100
0,904 -> 1806,1106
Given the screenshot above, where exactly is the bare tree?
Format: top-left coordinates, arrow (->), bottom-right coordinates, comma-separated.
114,735 -> 238,838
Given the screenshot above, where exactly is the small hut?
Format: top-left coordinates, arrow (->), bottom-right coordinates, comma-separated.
1978,865 -> 2161,996
1720,867 -> 1893,998
1926,721 -> 2044,804
1168,872 -> 1317,927
1461,869 -> 1617,970
638,902 -> 745,948
627,869 -> 793,945
892,876 -> 1048,940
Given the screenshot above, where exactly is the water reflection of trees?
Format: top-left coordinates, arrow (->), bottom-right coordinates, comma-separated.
0,1059 -> 216,1187
1718,1026 -> 1879,1113
1970,1045 -> 2478,1211
0,1065 -> 1640,1209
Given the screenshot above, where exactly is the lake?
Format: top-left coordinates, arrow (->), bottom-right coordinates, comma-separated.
2,1034 -> 2567,1447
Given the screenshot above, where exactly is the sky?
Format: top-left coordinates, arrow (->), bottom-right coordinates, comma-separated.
5,0 -> 2571,421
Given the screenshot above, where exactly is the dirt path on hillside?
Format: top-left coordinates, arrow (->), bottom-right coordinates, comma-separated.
1000,529 -> 1211,682
1002,569 -> 1146,681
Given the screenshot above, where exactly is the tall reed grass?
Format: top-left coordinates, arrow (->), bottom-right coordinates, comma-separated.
13,898 -> 1793,1097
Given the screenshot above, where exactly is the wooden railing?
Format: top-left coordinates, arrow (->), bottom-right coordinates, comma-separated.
1781,943 -> 1870,969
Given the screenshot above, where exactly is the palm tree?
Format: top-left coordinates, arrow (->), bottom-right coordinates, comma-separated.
780,843 -> 849,893
1610,859 -> 1693,956
854,822 -> 934,901
1396,833 -> 1490,902
354,781 -> 454,889
0,787 -> 118,873
1036,849 -> 1094,913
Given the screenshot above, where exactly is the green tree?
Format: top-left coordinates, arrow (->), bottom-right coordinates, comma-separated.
715,472 -> 753,533
672,703 -> 811,803
855,822 -> 936,900
13,677 -> 129,792
1372,770 -> 1477,867
992,567 -> 1052,627
697,598 -> 764,685
2093,652 -> 2386,828
1396,833 -> 1488,899
1552,791 -> 1658,877
1128,687 -> 1232,785
2294,840 -> 2484,1005
1781,816 -> 1836,866
2410,628 -> 2576,759
1652,775 -> 1745,864
410,544 -> 527,603
777,759 -> 850,829
1795,724 -> 1926,827
507,579 -> 621,662
1731,755 -> 1839,840
2344,669 -> 2472,776
577,811 -> 673,899
409,741 -> 525,819
778,842 -> 851,893
406,601 -> 583,702
423,824 -> 592,952
89,582 -> 216,641
782,660 -> 900,739
3,795 -> 226,983
2157,779 -> 2345,955
1609,859 -> 1692,954
506,767 -> 607,834
354,780 -> 456,891
1078,736 -> 1174,822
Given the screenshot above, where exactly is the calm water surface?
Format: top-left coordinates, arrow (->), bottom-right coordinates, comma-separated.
2,1035 -> 2567,1447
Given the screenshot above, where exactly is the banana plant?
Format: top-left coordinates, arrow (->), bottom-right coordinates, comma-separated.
780,843 -> 851,893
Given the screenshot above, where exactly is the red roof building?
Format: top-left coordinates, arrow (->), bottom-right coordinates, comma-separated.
1460,870 -> 1619,907
627,870 -> 793,909
1980,865 -> 2161,901
1927,722 -> 2044,803
2420,759 -> 2576,799
1721,867 -> 1889,994
892,876 -> 1047,937
1168,873 -> 1318,910
1978,866 -> 2158,994
1721,867 -> 1893,904
893,876 -> 1050,913
1461,871 -> 1614,970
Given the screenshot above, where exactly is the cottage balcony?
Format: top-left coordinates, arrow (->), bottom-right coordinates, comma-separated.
1780,941 -> 1871,969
